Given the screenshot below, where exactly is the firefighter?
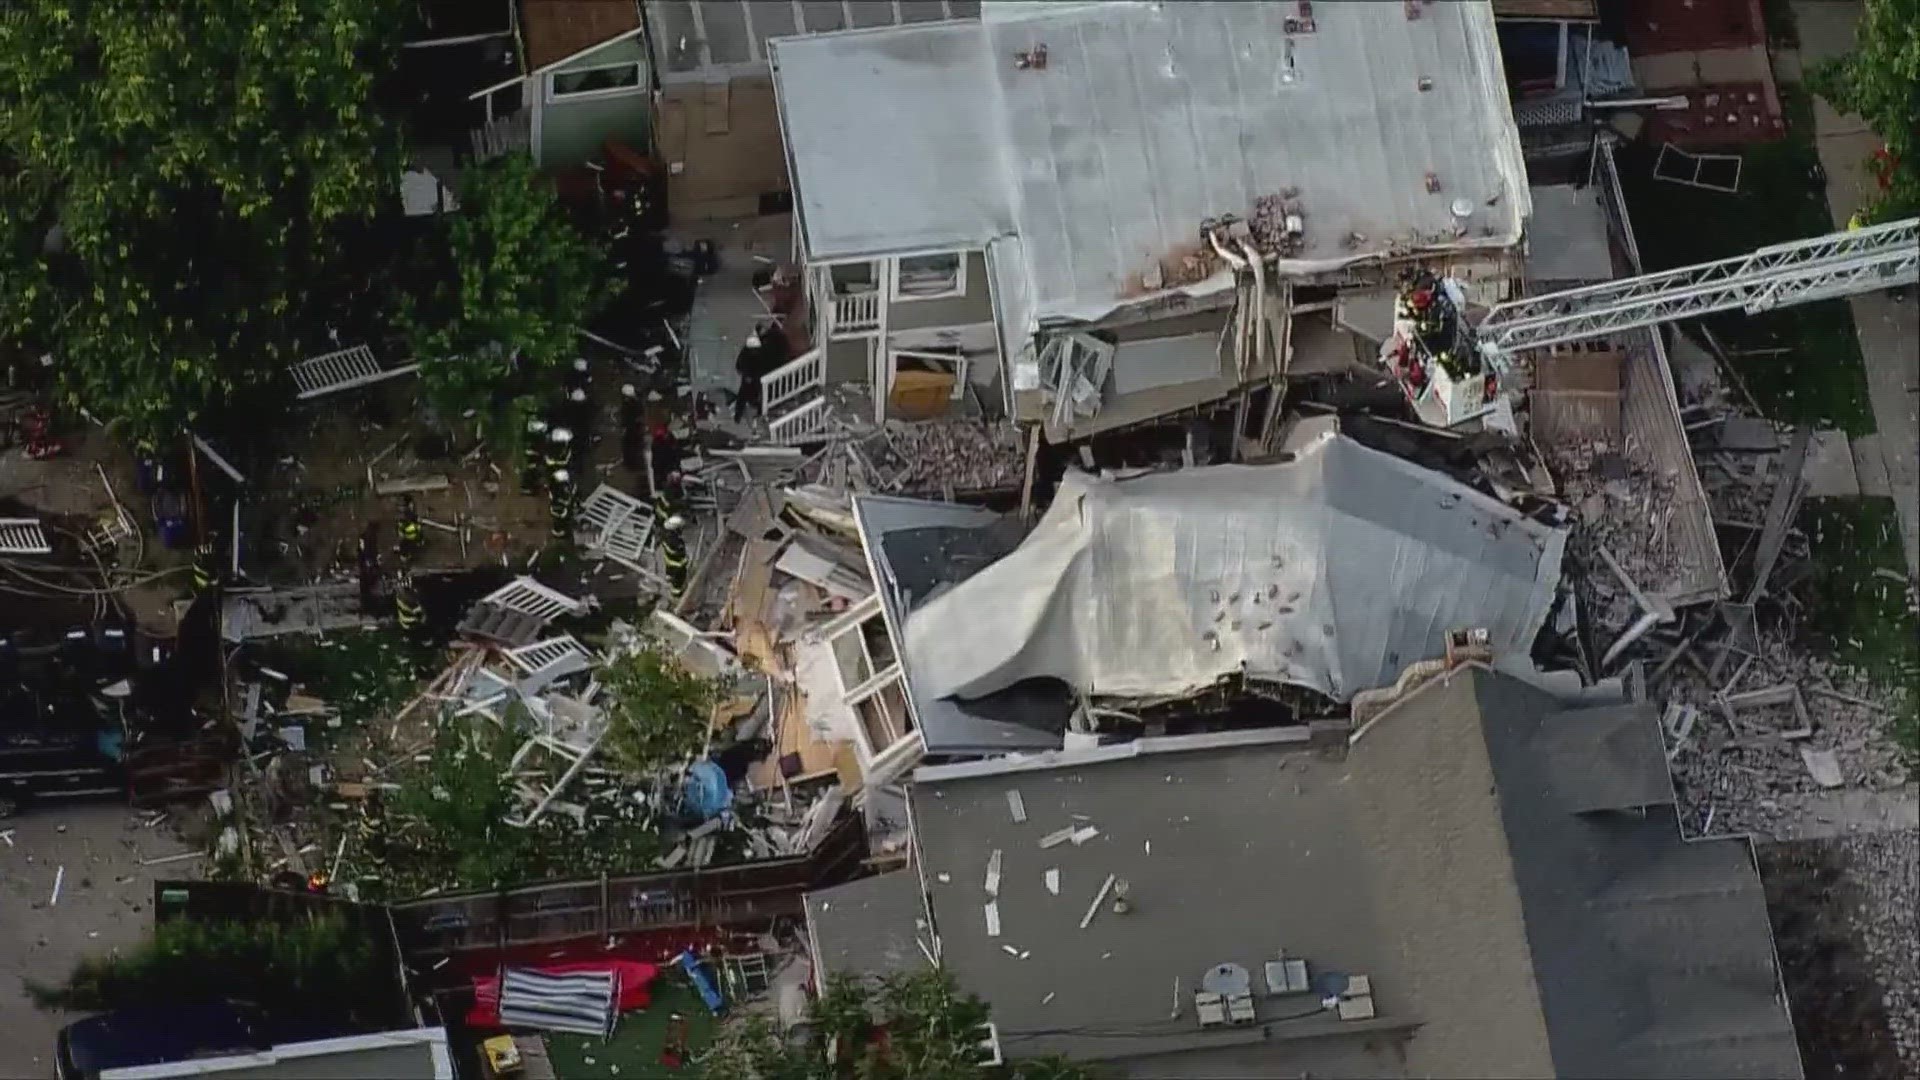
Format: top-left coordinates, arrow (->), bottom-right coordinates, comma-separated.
521,416 -> 550,494
545,425 -> 575,474
394,578 -> 425,634
563,386 -> 593,440
652,470 -> 687,531
395,496 -> 424,565
565,357 -> 593,395
659,514 -> 690,595
549,467 -> 578,539
619,384 -> 647,472
650,417 -> 685,496
190,544 -> 220,595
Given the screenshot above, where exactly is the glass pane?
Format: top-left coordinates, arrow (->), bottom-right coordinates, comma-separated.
552,64 -> 639,97
897,253 -> 960,296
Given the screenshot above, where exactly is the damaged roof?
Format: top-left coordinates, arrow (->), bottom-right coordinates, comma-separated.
899,417 -> 1567,710
852,494 -> 1073,756
770,19 -> 1016,263
522,0 -> 642,71
907,667 -> 1800,1076
771,0 -> 1529,323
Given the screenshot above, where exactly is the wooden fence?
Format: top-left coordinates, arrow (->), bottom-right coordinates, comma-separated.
389,812 -> 867,957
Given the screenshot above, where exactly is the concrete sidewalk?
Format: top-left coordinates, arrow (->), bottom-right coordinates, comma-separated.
1787,1 -> 1920,578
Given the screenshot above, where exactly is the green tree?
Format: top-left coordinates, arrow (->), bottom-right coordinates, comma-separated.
701,971 -> 1098,1080
1807,0 -> 1920,221
0,0 -> 407,446
398,152 -> 620,445
30,914 -> 393,1027
600,637 -> 724,774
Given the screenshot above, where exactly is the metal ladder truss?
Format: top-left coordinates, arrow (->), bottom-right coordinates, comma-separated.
289,345 -> 422,400
1480,217 -> 1919,354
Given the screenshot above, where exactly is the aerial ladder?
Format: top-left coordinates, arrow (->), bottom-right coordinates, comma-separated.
1386,216 -> 1919,427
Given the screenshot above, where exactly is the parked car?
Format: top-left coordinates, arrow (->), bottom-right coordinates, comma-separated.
55,1003 -> 272,1080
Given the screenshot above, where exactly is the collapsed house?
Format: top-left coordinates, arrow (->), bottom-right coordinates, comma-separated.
844,416 -> 1568,759
823,663 -> 1802,1078
768,0 -> 1531,447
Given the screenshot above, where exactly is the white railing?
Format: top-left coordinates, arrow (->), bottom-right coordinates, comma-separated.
829,290 -> 882,337
288,345 -> 421,400
470,110 -> 532,163
768,396 -> 830,445
763,347 -> 824,413
506,635 -> 592,675
482,577 -> 586,621
0,518 -> 52,555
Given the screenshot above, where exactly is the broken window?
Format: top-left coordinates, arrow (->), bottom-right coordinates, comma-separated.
851,672 -> 915,751
828,262 -> 879,296
548,62 -> 643,101
891,252 -> 965,301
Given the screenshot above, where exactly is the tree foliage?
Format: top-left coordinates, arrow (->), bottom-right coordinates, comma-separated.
0,0 -> 407,445
1807,0 -> 1920,221
398,152 -> 619,443
701,971 -> 1097,1080
600,637 -> 724,774
30,914 -> 388,1026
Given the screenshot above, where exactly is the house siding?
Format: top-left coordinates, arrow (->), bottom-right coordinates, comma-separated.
886,251 -> 994,331
539,37 -> 651,167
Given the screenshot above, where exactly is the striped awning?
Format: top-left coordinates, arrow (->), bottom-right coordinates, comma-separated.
498,968 -> 618,1038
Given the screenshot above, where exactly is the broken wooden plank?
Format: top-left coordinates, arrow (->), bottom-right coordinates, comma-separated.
374,475 -> 452,497
1743,427 -> 1811,605
1079,873 -> 1117,930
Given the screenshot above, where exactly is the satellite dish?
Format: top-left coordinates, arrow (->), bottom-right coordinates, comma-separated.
1201,962 -> 1252,996
1450,198 -> 1474,219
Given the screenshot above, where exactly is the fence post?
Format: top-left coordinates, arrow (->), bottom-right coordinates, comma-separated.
598,874 -> 610,941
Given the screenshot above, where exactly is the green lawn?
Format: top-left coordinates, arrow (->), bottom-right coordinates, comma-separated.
1798,498 -> 1920,757
1614,87 -> 1875,434
543,979 -> 720,1080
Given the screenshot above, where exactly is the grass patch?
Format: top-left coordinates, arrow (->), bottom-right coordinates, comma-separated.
1799,497 -> 1920,757
1615,87 -> 1874,434
542,978 -> 717,1080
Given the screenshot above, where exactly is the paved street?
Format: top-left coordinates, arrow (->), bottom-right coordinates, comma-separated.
1788,1 -> 1920,578
0,806 -> 200,1080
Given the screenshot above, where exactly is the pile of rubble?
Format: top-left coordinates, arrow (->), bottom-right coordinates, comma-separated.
1550,439 -> 1684,635
1839,828 -> 1920,1068
1661,631 -> 1910,839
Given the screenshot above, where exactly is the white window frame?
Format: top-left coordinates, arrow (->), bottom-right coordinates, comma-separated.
889,349 -> 971,402
545,61 -> 646,103
846,668 -> 914,759
889,252 -> 967,303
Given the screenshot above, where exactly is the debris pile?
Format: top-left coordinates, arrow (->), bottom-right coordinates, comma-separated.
1839,828 -> 1920,1068
1551,439 -> 1684,635
1660,623 -> 1910,840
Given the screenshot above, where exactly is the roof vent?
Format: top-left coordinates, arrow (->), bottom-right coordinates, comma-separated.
1263,955 -> 1312,995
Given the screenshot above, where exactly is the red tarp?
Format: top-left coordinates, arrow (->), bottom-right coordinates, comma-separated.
466,960 -> 660,1029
